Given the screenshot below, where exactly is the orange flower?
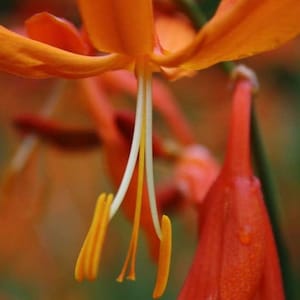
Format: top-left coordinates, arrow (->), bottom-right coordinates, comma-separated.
173,145 -> 219,207
0,0 -> 298,77
178,67 -> 284,300
0,1 -> 298,298
10,12 -> 194,295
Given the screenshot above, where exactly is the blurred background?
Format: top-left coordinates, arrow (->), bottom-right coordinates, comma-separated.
0,0 -> 299,299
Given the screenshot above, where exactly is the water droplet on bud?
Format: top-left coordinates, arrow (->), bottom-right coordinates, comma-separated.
238,225 -> 252,245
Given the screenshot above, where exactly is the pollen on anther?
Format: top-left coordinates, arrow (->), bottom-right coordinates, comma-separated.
74,193 -> 113,282
152,215 -> 172,299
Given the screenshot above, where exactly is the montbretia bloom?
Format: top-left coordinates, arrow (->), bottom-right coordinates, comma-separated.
0,0 -> 298,298
174,145 -> 219,207
178,67 -> 284,300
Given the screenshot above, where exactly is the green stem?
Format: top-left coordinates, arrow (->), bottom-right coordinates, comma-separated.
174,0 -> 207,27
251,107 -> 295,299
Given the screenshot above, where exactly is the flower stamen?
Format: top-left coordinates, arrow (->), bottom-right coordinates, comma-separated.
117,79 -> 147,281
75,193 -> 113,281
75,59 -> 172,298
153,215 -> 172,298
108,63 -> 145,219
145,72 -> 162,239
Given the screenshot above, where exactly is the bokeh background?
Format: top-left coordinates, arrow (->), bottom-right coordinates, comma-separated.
0,0 -> 299,299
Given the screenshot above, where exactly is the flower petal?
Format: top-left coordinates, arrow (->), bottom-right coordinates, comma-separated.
255,206 -> 285,300
0,26 -> 132,78
174,145 -> 219,206
152,0 -> 300,69
14,114 -> 100,150
78,0 -> 154,56
25,12 -> 89,55
155,14 -> 195,53
178,176 -> 267,300
155,14 -> 197,79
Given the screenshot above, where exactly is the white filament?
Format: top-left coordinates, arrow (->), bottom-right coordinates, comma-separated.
109,71 -> 145,218
145,74 -> 162,239
109,66 -> 162,240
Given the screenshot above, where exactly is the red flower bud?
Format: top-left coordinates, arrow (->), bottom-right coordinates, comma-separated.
178,78 -> 284,300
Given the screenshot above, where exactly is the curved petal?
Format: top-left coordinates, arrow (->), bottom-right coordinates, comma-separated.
155,14 -> 196,79
152,0 -> 300,70
155,14 -> 195,53
0,26 -> 132,78
25,12 -> 89,55
78,0 -> 154,56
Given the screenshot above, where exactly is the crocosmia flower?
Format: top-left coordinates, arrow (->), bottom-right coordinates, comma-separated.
174,145 -> 219,207
0,0 -> 299,298
178,67 -> 284,300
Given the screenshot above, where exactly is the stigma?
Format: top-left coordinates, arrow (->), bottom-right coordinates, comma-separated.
74,59 -> 172,298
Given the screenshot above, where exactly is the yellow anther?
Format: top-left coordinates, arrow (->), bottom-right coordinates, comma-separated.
153,215 -> 172,299
74,193 -> 112,282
